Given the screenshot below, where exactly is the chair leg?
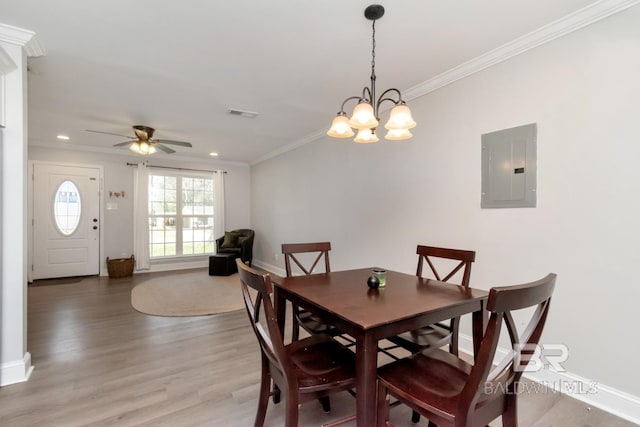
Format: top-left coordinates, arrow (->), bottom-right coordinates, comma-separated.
411,410 -> 421,423
377,381 -> 390,427
320,396 -> 331,413
254,363 -> 271,427
502,393 -> 518,427
285,390 -> 299,427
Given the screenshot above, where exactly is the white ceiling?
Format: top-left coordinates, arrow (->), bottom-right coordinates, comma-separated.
1,0 -> 613,164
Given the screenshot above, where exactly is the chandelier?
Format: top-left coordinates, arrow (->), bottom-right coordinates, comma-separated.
327,4 -> 415,143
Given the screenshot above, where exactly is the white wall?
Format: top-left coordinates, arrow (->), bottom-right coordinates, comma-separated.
29,147 -> 251,274
251,3 -> 640,416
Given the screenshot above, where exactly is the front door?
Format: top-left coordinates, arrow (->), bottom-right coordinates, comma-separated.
32,163 -> 101,279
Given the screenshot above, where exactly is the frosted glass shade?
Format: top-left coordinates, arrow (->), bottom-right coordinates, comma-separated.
384,104 -> 416,130
348,102 -> 379,129
354,128 -> 379,143
129,142 -> 156,155
327,115 -> 355,138
385,128 -> 413,141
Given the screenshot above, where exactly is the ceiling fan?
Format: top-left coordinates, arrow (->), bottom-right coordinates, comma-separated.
85,125 -> 193,155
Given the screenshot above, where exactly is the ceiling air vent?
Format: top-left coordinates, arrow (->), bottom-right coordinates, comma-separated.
228,108 -> 259,118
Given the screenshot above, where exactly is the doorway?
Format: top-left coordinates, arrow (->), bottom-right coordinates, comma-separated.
31,162 -> 102,280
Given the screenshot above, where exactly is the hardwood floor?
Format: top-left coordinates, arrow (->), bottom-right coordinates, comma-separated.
0,269 -> 634,426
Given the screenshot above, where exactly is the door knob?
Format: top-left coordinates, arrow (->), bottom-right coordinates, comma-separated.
93,226 -> 98,230
93,218 -> 98,222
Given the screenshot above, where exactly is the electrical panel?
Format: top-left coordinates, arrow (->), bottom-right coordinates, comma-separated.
481,123 -> 537,208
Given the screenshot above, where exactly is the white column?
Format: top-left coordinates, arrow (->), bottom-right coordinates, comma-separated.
0,23 -> 43,386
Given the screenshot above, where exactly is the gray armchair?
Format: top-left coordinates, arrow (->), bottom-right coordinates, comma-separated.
216,229 -> 254,266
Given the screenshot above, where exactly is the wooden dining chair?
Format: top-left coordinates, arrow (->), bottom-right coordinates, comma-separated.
237,259 -> 356,427
387,245 -> 476,357
377,273 -> 556,427
282,242 -> 348,343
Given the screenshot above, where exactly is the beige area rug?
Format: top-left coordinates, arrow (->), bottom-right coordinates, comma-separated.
131,271 -> 244,317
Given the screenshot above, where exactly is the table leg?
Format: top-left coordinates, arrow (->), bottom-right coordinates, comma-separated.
472,300 -> 487,360
274,287 -> 286,337
355,332 -> 378,427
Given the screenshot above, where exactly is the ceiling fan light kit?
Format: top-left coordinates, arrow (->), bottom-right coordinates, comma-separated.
86,125 -> 193,156
129,141 -> 157,155
327,4 -> 416,143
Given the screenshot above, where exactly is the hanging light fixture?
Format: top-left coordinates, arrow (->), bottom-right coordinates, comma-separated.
129,141 -> 157,155
327,4 -> 415,143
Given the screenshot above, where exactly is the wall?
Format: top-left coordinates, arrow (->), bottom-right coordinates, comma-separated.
29,147 -> 251,274
251,4 -> 640,418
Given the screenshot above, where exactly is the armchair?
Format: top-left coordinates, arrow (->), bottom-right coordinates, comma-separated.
216,228 -> 254,266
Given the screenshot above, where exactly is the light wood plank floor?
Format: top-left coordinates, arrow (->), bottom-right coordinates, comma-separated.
0,269 -> 635,426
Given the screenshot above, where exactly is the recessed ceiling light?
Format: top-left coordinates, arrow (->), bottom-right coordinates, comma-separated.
209,152 -> 219,157
57,135 -> 70,140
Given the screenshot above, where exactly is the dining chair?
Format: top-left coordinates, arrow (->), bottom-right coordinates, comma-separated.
237,259 -> 356,427
387,245 -> 476,357
282,242 -> 349,343
376,273 -> 556,427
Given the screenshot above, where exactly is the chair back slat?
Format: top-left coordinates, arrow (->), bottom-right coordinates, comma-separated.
461,273 -> 556,412
237,259 -> 289,383
282,242 -> 331,277
416,245 -> 476,287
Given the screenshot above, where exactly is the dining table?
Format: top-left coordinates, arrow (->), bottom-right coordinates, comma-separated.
272,267 -> 488,427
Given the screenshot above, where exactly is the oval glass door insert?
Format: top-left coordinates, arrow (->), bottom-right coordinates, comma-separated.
54,180 -> 81,235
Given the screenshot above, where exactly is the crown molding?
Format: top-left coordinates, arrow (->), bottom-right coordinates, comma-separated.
404,0 -> 640,101
0,23 -> 45,57
252,0 -> 640,165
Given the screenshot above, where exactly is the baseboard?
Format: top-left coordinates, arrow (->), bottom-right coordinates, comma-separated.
251,259 -> 286,277
458,334 -> 640,424
147,260 -> 208,273
0,352 -> 34,386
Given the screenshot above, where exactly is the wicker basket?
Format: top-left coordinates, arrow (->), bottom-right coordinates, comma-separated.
106,255 -> 135,278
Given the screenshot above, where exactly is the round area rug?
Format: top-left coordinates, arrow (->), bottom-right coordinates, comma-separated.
131,272 -> 244,317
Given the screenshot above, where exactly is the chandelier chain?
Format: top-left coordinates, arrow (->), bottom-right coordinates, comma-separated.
371,20 -> 376,81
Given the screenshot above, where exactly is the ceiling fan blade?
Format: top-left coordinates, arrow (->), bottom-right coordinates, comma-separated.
155,143 -> 176,154
113,141 -> 133,147
85,129 -> 135,139
155,139 -> 192,147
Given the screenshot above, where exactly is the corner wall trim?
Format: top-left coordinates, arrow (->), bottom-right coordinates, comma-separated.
0,352 -> 34,386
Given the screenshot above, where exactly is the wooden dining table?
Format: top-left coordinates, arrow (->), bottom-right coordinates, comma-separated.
272,267 -> 488,427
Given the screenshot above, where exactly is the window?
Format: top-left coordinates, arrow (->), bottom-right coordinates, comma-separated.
149,173 -> 215,258
54,180 -> 81,235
